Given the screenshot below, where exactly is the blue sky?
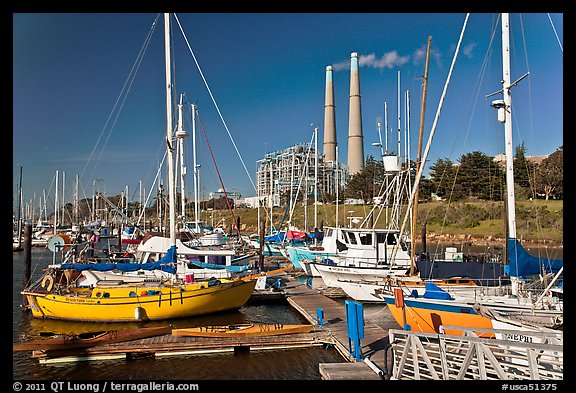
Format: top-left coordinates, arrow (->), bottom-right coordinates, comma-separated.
13,13 -> 563,214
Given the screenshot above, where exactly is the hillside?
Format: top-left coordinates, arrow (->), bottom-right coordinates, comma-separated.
58,197 -> 562,247
212,199 -> 563,246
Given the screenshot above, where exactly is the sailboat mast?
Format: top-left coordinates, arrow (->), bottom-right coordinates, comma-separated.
164,13 -> 176,245
176,94 -> 187,221
501,13 -> 517,240
192,103 -> 200,226
410,35 -> 431,275
16,166 -> 23,249
335,146 -> 339,228
314,127 -> 318,235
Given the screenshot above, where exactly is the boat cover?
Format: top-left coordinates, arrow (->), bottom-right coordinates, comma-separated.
505,238 -> 563,277
60,245 -> 177,274
422,281 -> 453,300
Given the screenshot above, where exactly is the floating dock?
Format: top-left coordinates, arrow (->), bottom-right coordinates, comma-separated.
30,328 -> 331,364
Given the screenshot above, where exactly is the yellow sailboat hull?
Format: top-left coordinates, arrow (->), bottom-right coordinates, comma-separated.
23,278 -> 257,322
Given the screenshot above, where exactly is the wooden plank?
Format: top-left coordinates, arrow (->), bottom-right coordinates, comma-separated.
283,275 -> 391,379
319,362 -> 381,380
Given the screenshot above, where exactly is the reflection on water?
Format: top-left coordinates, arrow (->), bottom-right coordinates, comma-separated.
12,248 -> 345,380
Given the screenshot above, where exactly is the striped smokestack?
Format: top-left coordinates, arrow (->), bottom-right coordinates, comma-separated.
323,65 -> 337,163
347,52 -> 364,175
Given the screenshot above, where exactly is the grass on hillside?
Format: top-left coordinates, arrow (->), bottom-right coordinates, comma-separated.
209,200 -> 562,243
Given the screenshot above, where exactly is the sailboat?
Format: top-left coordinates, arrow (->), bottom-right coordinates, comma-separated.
21,13 -> 257,322
382,13 -> 562,334
313,76 -> 416,286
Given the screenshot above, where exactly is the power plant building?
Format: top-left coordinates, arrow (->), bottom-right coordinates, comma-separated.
256,144 -> 346,208
255,52 -> 366,206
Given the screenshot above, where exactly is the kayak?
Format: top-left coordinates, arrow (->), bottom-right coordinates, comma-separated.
171,323 -> 313,338
13,325 -> 172,351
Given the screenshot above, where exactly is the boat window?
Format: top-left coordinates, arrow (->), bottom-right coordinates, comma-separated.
359,232 -> 372,245
376,232 -> 397,245
344,231 -> 357,245
325,228 -> 332,237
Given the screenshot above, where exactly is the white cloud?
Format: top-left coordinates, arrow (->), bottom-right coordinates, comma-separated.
332,50 -> 410,71
463,42 -> 477,59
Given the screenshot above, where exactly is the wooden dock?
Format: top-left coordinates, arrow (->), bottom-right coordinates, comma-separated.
282,275 -> 392,380
30,329 -> 331,364
21,270 -> 394,380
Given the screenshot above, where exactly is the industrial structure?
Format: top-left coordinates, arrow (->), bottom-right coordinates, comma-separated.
323,65 -> 337,163
255,52 -> 366,207
255,143 -> 346,208
347,52 -> 365,175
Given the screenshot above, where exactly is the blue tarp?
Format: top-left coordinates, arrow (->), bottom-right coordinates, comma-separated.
189,261 -> 250,273
504,238 -> 563,277
309,228 -> 324,241
422,281 -> 453,300
265,232 -> 285,242
60,245 -> 177,274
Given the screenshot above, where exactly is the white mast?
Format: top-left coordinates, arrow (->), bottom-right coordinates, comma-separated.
314,126 -> 318,237
335,146 -> 339,228
501,12 -> 516,240
489,13 -> 530,295
192,103 -> 200,227
74,174 -> 79,228
176,94 -> 188,222
397,71 -> 401,163
54,170 -> 59,232
164,13 -> 176,246
61,171 -> 65,227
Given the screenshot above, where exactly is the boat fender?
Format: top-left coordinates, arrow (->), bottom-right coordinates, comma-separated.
41,275 -> 54,292
135,307 -> 144,321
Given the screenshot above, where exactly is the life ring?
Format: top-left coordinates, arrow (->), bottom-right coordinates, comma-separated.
41,275 -> 54,292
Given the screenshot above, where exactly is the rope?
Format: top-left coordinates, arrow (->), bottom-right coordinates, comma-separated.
195,109 -> 240,238
547,13 -> 563,52
173,14 -> 256,193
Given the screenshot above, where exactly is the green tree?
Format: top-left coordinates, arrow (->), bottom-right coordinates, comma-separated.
514,143 -> 536,199
457,151 -> 504,200
534,146 -> 563,200
343,155 -> 385,203
428,158 -> 464,200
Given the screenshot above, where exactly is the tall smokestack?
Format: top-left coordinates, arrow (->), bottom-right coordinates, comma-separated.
323,65 -> 337,163
347,52 -> 364,175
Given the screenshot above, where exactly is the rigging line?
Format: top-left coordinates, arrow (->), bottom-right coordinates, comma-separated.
286,133 -> 316,236
547,13 -> 563,53
195,108 -> 240,238
82,14 -> 161,191
135,150 -> 168,227
173,14 -> 256,192
393,13 -> 470,264
516,14 -> 536,172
